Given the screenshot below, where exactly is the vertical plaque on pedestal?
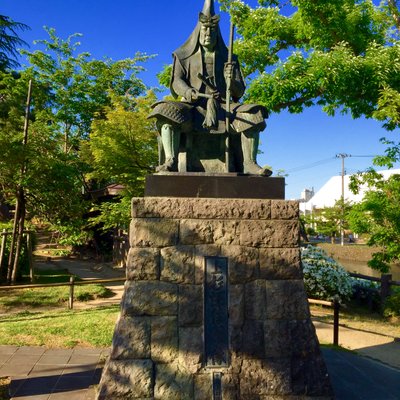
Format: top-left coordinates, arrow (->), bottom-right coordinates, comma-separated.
204,257 -> 229,368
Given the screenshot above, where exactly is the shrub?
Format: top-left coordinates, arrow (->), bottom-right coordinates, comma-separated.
383,287 -> 400,318
301,245 -> 353,302
351,278 -> 380,310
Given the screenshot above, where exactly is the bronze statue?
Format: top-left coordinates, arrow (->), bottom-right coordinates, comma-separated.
149,0 -> 271,176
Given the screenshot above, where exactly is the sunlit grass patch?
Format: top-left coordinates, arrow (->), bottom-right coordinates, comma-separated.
0,284 -> 113,309
0,268 -> 114,309
0,306 -> 119,348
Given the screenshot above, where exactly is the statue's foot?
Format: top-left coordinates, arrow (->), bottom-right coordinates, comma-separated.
243,161 -> 272,177
156,158 -> 177,172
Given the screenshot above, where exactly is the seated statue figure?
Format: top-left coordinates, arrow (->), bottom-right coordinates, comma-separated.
149,0 -> 271,176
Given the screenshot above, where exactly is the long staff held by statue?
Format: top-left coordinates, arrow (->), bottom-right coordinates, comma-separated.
225,21 -> 235,173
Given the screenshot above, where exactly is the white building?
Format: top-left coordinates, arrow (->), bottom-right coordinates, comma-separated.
300,169 -> 400,214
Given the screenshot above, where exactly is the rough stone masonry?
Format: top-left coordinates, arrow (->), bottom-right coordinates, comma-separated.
97,197 -> 333,399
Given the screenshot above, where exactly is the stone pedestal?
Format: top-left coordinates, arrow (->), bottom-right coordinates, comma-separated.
97,197 -> 333,399
145,174 -> 285,199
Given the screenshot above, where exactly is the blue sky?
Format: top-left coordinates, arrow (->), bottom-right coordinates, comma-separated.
3,0 -> 398,199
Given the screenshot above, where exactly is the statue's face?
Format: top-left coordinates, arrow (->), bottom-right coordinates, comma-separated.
199,22 -> 217,51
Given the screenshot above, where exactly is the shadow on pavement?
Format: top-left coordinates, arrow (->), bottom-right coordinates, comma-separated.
10,368 -> 102,398
322,348 -> 400,400
8,349 -> 400,400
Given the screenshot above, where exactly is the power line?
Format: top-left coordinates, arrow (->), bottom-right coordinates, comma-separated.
284,154 -> 379,174
350,155 -> 379,158
285,157 -> 336,173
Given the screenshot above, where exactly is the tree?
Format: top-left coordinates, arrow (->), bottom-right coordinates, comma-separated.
22,27 -> 149,153
82,92 -> 159,230
0,28 -> 152,247
349,168 -> 400,273
85,92 -> 158,196
216,0 -> 400,130
305,199 -> 352,243
0,15 -> 29,71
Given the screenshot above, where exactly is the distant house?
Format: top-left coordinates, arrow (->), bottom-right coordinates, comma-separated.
300,169 -> 400,214
87,183 -> 125,202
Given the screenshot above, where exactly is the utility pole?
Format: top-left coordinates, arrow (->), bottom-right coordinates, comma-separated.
335,153 -> 350,246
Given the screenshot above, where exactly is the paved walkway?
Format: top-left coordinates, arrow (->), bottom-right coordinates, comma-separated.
2,258 -> 393,398
314,319 -> 400,369
1,345 -> 399,400
36,258 -> 400,370
323,347 -> 400,399
0,346 -> 107,399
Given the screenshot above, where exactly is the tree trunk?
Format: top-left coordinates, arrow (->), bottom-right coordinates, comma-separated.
0,193 -> 11,221
11,189 -> 26,284
7,195 -> 21,283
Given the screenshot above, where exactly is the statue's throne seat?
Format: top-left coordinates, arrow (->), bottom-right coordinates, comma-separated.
153,100 -> 249,173
158,129 -> 244,173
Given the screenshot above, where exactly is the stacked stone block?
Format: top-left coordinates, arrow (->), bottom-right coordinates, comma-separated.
97,197 -> 333,399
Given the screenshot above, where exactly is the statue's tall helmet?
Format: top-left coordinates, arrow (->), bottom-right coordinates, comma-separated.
201,0 -> 216,16
199,0 -> 220,25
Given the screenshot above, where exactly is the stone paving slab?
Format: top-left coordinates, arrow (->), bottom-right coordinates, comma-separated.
0,346 -> 107,399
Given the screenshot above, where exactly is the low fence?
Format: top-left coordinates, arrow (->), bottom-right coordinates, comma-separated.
0,277 -> 342,346
349,272 -> 400,304
308,298 -> 340,346
0,277 -> 125,310
1,271 -> 398,347
112,231 -> 129,268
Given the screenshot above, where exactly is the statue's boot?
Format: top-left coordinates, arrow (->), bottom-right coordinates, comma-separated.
156,157 -> 177,172
241,131 -> 272,177
156,124 -> 180,172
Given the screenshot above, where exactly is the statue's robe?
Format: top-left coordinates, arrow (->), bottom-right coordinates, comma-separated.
149,20 -> 267,135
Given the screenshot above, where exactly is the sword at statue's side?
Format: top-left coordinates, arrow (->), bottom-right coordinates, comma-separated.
225,21 -> 235,173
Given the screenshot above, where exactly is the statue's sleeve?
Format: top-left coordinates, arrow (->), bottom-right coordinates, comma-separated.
170,55 -> 192,99
230,55 -> 246,102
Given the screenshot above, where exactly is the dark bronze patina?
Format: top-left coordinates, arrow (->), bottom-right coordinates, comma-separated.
148,0 -> 271,176
213,372 -> 223,400
204,256 -> 229,368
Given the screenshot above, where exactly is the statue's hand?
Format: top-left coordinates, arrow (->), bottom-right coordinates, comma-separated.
224,62 -> 235,83
211,90 -> 221,100
185,88 -> 199,103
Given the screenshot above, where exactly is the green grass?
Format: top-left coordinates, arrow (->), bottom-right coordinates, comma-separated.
0,284 -> 113,308
30,268 -> 73,284
0,306 -> 119,348
0,284 -> 113,309
310,300 -> 400,338
320,343 -> 354,352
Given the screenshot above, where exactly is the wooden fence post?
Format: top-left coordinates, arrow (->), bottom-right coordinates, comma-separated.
27,233 -> 34,283
333,300 -> 340,346
381,274 -> 392,308
69,276 -> 75,310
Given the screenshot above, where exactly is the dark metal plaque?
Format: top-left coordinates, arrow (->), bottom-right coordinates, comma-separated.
213,372 -> 222,400
204,257 -> 229,367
